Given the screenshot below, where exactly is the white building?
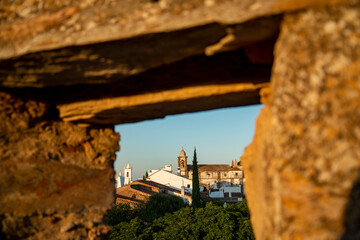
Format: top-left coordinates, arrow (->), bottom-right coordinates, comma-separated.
124,163 -> 132,185
116,163 -> 132,188
209,184 -> 243,202
147,169 -> 192,193
147,164 -> 173,175
116,170 -> 124,188
163,164 -> 172,172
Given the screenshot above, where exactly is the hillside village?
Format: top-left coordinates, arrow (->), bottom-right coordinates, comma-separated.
115,148 -> 245,205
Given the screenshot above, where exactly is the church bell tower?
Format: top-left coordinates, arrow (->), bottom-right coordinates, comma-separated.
124,163 -> 132,185
177,147 -> 188,177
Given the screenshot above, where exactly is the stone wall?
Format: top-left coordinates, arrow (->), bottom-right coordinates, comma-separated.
1,0 -> 359,239
0,91 -> 120,239
242,2 -> 360,239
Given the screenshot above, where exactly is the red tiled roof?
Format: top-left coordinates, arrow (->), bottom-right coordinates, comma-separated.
116,195 -> 143,203
137,180 -> 192,196
116,180 -> 191,198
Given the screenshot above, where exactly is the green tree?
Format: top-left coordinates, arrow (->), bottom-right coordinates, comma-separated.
137,194 -> 188,223
148,203 -> 236,240
193,203 -> 235,240
225,200 -> 255,240
149,207 -> 195,240
109,217 -> 146,240
108,200 -> 255,240
143,171 -> 149,180
106,203 -> 134,226
191,147 -> 201,208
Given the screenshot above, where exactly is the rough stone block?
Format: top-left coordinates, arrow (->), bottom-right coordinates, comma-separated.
243,2 -> 360,239
0,91 -> 120,239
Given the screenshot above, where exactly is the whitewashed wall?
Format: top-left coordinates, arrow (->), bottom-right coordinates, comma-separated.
147,169 -> 192,192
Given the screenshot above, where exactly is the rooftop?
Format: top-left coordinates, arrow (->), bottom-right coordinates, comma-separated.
187,164 -> 242,171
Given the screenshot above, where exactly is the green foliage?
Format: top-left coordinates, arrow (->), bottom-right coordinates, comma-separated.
137,194 -> 188,223
146,202 -> 253,240
149,207 -> 195,240
237,218 -> 255,240
106,203 -> 134,226
225,200 -> 254,240
107,194 -> 187,227
191,148 -> 202,208
108,198 -> 254,240
109,218 -> 145,240
210,199 -> 226,207
143,171 -> 149,180
191,203 -> 235,240
225,200 -> 251,218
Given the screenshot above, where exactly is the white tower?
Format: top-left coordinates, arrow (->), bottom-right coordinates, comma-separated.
116,170 -> 124,188
124,163 -> 132,185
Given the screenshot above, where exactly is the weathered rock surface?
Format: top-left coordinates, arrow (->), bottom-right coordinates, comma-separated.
0,16 -> 280,88
1,41 -> 275,124
0,1 -> 348,126
0,10 -> 280,124
0,0 -> 347,60
0,91 -> 119,239
242,2 -> 360,239
58,81 -> 269,125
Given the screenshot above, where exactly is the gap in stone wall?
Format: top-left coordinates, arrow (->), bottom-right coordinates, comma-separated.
114,105 -> 262,182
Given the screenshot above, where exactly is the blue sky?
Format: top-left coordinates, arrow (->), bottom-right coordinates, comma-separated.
114,104 -> 263,179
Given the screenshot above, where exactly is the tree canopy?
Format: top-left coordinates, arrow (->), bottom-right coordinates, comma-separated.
137,194 -> 188,223
107,197 -> 254,240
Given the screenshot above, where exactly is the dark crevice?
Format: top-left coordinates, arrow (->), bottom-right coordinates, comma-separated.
0,46 -> 273,105
342,172 -> 360,240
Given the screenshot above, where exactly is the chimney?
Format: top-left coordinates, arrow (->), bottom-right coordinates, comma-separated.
181,186 -> 185,197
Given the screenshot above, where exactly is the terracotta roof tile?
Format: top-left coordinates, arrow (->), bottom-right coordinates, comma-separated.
116,180 -> 192,198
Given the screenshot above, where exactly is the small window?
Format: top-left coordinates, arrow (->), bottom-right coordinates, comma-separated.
224,173 -> 227,177
235,173 -> 238,176
187,184 -> 190,188
127,172 -> 129,177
